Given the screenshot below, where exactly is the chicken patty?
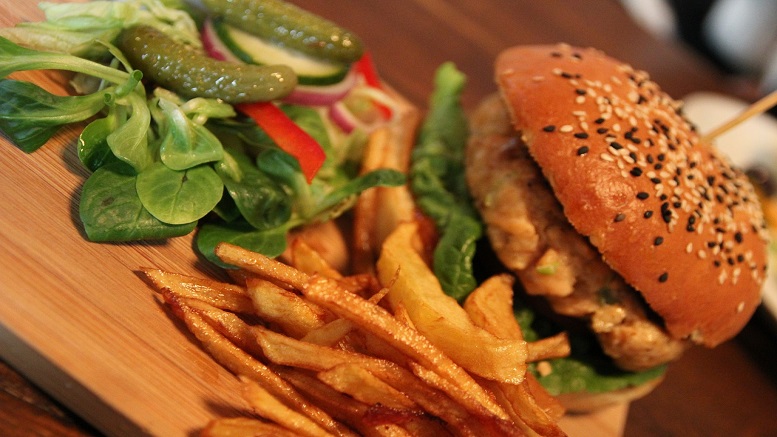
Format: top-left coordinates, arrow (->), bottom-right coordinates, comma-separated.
465,94 -> 687,371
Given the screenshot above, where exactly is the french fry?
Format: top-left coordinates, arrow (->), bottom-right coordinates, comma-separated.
462,275 -> 568,436
301,274 -> 510,421
215,242 -> 309,290
300,318 -> 355,346
352,100 -> 421,274
245,276 -> 330,338
284,220 -> 350,274
527,332 -> 571,363
147,210 -> 570,436
279,368 -> 431,437
143,269 -> 254,314
239,376 -> 337,437
463,273 -> 523,341
377,222 -> 528,384
201,417 -> 300,437
317,363 -> 418,411
164,295 -> 354,437
286,236 -> 345,279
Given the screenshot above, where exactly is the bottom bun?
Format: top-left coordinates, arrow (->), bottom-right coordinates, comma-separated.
557,375 -> 665,413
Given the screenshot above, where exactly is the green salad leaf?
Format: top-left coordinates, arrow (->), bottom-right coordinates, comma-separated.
516,304 -> 667,396
410,62 -> 482,301
0,0 -> 405,264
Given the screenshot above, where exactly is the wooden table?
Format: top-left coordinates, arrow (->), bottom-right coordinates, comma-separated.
2,0 -> 777,436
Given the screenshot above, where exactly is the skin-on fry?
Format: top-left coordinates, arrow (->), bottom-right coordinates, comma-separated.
239,376 -> 336,437
215,242 -> 309,290
377,222 -> 528,384
142,269 -> 255,314
201,417 -> 300,437
301,274 -> 510,421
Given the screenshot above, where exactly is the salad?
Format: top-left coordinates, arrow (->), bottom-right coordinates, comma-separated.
0,0 -> 407,266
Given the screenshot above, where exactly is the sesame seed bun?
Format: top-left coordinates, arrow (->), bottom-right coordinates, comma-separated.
491,44 -> 768,347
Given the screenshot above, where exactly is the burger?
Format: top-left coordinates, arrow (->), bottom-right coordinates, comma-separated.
459,44 -> 769,410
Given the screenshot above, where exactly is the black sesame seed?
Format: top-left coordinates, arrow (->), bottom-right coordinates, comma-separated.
575,88 -> 587,95
614,213 -> 626,222
596,128 -> 608,134
594,117 -> 605,124
637,192 -> 649,200
654,163 -> 663,170
543,125 -> 556,132
651,177 -> 661,184
610,141 -> 623,150
574,132 -> 589,139
658,272 -> 669,283
644,210 -> 654,219
630,167 -> 643,177
735,232 -> 743,243
577,146 -> 589,156
654,237 -> 664,246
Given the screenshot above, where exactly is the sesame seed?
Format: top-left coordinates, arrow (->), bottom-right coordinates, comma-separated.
658,272 -> 669,283
543,125 -> 556,132
559,125 -> 574,133
574,132 -> 589,139
637,192 -> 649,200
577,146 -> 590,156
654,236 -> 664,246
614,213 -> 626,222
630,167 -> 643,177
644,210 -> 654,219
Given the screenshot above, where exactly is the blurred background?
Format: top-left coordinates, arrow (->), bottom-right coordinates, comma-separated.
620,0 -> 777,109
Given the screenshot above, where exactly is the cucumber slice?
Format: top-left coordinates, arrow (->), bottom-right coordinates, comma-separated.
213,20 -> 349,86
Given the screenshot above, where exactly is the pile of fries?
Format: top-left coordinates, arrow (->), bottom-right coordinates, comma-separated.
144,221 -> 572,436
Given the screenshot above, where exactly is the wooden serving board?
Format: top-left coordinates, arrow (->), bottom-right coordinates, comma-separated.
0,1 -> 625,435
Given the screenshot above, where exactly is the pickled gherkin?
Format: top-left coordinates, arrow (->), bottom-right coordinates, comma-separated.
118,25 -> 297,103
200,0 -> 364,64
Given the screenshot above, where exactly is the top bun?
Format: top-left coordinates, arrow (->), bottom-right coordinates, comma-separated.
494,44 -> 768,346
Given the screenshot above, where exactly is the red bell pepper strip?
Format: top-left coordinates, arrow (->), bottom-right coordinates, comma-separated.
236,102 -> 326,183
354,52 -> 392,119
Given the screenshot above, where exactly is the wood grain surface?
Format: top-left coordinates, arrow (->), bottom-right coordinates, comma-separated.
2,1 -> 776,437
